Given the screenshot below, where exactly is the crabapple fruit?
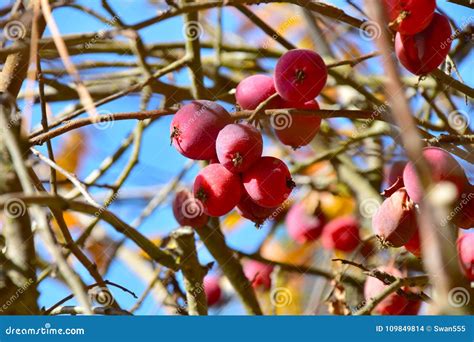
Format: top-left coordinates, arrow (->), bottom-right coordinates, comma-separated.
400,299 -> 421,315
170,100 -> 232,160
242,156 -> 294,208
403,147 -> 469,203
321,216 -> 360,252
395,13 -> 452,75
274,49 -> 327,104
385,160 -> 407,188
216,123 -> 263,173
457,234 -> 474,281
373,188 -> 418,248
286,202 -> 326,244
243,260 -> 273,290
404,227 -> 421,257
172,189 -> 209,228
274,99 -> 322,149
193,164 -> 242,217
237,191 -> 277,227
364,266 -> 409,315
384,0 -> 436,35
204,276 -> 222,307
235,74 -> 278,110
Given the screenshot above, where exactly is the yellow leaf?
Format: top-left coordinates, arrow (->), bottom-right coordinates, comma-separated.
222,211 -> 243,231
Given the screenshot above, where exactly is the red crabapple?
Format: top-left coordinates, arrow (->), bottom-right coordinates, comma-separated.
274,49 -> 327,104
216,123 -> 263,173
274,99 -> 322,149
403,147 -> 469,204
204,276 -> 222,307
235,74 -> 278,110
395,13 -> 452,75
404,227 -> 421,257
242,156 -> 294,208
193,164 -> 242,217
243,260 -> 273,290
385,160 -> 407,188
384,0 -> 436,35
170,100 -> 232,160
457,234 -> 474,281
321,216 -> 360,252
172,189 -> 209,228
237,191 -> 277,227
400,299 -> 421,315
286,202 -> 326,244
373,188 -> 418,248
364,266 -> 409,315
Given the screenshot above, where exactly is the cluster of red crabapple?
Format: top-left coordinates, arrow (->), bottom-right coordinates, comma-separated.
168,0 -> 473,312
387,0 -> 453,75
170,48 -> 328,226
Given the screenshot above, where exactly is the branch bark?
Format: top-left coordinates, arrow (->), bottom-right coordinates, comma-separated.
171,227 -> 208,315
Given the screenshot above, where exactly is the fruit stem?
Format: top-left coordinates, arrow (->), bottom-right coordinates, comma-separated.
295,69 -> 306,83
388,10 -> 410,29
232,152 -> 243,166
170,126 -> 181,146
195,188 -> 207,203
286,177 -> 296,189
